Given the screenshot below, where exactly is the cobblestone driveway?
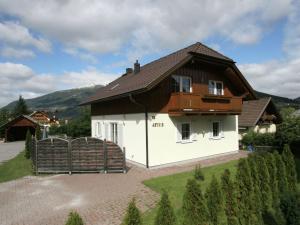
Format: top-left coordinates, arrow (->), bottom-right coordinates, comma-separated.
0,151 -> 247,225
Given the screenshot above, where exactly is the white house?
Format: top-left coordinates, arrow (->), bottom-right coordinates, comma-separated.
81,42 -> 256,168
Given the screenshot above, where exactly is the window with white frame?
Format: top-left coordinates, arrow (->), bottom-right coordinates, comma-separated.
181,123 -> 191,141
208,80 -> 224,95
110,123 -> 118,144
95,122 -> 102,137
171,75 -> 192,93
210,121 -> 224,139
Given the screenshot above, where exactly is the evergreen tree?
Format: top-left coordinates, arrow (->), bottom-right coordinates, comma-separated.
282,144 -> 297,192
35,127 -> 42,140
280,191 -> 300,225
235,158 -> 258,225
221,169 -> 239,225
274,152 -> 288,193
154,191 -> 176,225
65,211 -> 84,225
206,175 -> 224,225
263,153 -> 279,207
256,155 -> 272,211
194,164 -> 205,181
13,95 -> 29,117
182,179 -> 208,225
25,129 -> 32,159
123,199 -> 142,225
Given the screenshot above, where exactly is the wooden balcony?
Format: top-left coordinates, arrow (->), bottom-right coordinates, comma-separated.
168,93 -> 242,116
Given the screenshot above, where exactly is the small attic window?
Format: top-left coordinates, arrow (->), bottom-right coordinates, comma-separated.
111,84 -> 119,90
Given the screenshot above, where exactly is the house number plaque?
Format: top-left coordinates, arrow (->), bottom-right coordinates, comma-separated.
152,123 -> 164,127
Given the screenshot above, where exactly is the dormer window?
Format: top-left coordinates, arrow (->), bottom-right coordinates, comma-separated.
171,75 -> 192,93
208,80 -> 224,95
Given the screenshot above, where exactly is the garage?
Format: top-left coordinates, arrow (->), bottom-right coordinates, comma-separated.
2,115 -> 39,142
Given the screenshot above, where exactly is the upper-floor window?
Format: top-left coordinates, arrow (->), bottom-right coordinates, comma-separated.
171,75 -> 192,93
208,80 -> 224,95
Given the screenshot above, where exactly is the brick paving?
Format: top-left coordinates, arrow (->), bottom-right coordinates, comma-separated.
0,151 -> 248,225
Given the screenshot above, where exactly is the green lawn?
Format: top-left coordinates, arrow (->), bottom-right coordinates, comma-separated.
0,151 -> 33,183
142,160 -> 239,225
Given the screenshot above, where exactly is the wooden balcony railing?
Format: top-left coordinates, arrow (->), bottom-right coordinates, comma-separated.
168,93 -> 242,114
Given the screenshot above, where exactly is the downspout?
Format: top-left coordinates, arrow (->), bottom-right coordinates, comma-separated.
129,94 -> 149,168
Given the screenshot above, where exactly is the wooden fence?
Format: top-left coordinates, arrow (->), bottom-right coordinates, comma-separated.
31,137 -> 126,174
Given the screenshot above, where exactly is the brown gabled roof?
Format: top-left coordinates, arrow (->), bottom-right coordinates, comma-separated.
0,114 -> 40,129
239,97 -> 278,127
81,42 -> 253,105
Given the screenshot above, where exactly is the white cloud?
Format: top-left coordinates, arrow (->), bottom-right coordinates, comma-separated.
63,48 -> 98,64
0,62 -> 117,107
0,0 -> 293,57
1,46 -> 35,59
0,21 -> 51,53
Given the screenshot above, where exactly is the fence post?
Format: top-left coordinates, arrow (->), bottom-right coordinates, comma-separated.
35,139 -> 38,176
68,140 -> 72,175
123,147 -> 126,174
104,139 -> 107,174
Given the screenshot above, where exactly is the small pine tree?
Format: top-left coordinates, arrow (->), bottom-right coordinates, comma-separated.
221,169 -> 239,225
154,191 -> 176,225
274,152 -> 288,193
25,129 -> 32,159
263,153 -> 279,207
256,155 -> 272,211
13,95 -> 29,117
35,127 -> 42,140
235,158 -> 258,225
123,199 -> 142,225
194,164 -> 204,181
182,179 -> 209,225
206,175 -> 225,225
282,144 -> 297,192
65,211 -> 84,225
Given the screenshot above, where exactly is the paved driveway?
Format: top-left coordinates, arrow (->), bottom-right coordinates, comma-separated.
0,141 -> 24,165
0,151 -> 248,225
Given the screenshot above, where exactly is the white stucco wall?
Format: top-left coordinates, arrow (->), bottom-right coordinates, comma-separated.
92,113 -> 239,167
148,114 -> 239,167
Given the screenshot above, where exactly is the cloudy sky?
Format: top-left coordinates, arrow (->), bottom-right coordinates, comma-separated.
0,0 -> 299,107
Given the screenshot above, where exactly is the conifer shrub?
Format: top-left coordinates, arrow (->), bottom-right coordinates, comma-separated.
65,211 -> 84,225
282,144 -> 297,191
154,191 -> 176,225
274,151 -> 288,193
221,169 -> 239,225
194,164 -> 204,181
35,127 -> 42,140
123,199 -> 142,225
25,130 -> 32,159
206,175 -> 225,225
235,158 -> 259,224
280,191 -> 300,225
182,179 -> 208,225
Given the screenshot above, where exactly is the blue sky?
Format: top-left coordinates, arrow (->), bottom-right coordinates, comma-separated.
0,0 -> 299,107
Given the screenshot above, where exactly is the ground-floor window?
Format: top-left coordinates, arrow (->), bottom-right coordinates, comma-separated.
110,123 -> 118,144
181,123 -> 191,141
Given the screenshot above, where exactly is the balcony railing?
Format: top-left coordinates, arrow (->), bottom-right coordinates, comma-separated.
168,92 -> 242,114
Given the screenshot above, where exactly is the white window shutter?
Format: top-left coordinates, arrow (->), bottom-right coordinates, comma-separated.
220,121 -> 225,138
191,123 -> 197,141
104,123 -> 109,140
176,123 -> 181,143
117,123 -> 124,149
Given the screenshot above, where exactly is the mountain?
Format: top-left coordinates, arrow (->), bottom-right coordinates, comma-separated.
254,91 -> 300,109
2,86 -> 299,120
2,85 -> 102,119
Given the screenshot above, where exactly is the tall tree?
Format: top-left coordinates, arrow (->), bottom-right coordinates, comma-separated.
154,191 -> 176,225
274,152 -> 288,193
282,144 -> 297,192
182,179 -> 208,225
236,158 -> 259,225
206,175 -> 225,225
256,155 -> 272,211
221,169 -> 239,225
13,95 -> 29,117
123,199 -> 142,225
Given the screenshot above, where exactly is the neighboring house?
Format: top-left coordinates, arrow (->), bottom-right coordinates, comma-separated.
30,111 -> 60,130
1,115 -> 40,142
238,97 -> 281,138
81,42 -> 256,168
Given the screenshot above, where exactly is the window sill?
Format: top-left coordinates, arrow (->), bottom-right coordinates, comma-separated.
209,136 -> 224,140
177,139 -> 194,144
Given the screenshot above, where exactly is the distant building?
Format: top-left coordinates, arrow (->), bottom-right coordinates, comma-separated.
238,97 -> 282,138
292,109 -> 300,117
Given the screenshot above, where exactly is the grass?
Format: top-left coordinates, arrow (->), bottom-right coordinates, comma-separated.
0,151 -> 33,183
142,160 -> 239,224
